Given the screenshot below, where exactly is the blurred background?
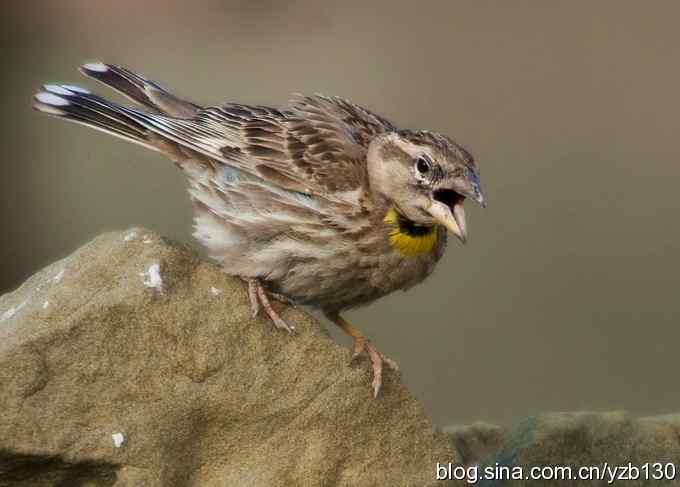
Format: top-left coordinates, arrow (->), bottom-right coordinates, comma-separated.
2,1 -> 679,427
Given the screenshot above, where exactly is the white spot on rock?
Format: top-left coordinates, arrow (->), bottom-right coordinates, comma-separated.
53,269 -> 65,283
124,230 -> 138,241
43,300 -> 50,309
141,263 -> 163,293
111,432 -> 125,448
142,236 -> 153,244
210,286 -> 222,296
1,300 -> 29,323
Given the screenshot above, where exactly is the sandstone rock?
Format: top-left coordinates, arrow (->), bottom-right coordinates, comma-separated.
442,411 -> 680,486
0,228 -> 458,487
441,422 -> 506,466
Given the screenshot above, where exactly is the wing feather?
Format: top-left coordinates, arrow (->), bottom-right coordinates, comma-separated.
109,95 -> 396,204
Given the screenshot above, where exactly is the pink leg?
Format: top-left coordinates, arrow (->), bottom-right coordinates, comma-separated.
327,313 -> 398,397
256,284 -> 295,334
240,277 -> 295,334
246,279 -> 260,317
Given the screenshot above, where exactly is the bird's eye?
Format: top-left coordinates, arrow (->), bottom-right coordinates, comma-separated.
416,156 -> 431,175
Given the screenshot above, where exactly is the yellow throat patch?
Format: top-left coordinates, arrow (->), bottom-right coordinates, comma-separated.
383,207 -> 438,257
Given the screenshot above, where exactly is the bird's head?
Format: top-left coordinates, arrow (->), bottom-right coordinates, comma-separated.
367,130 -> 484,243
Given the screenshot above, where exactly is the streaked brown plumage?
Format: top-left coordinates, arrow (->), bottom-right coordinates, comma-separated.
33,62 -> 485,396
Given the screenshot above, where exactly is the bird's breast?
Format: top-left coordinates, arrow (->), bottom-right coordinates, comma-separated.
271,222 -> 447,312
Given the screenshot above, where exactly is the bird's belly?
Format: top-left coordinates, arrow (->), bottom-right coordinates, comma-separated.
201,206 -> 448,312
270,247 -> 440,312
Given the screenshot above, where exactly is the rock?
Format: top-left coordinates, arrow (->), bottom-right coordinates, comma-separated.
0,228 -> 458,487
442,412 -> 680,486
441,422 -> 506,466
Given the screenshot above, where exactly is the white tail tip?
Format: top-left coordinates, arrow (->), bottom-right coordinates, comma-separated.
35,92 -> 70,106
82,62 -> 108,72
43,84 -> 73,96
43,84 -> 90,96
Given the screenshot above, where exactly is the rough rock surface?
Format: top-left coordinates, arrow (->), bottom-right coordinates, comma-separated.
444,412 -> 680,486
0,228 -> 458,487
442,422 -> 506,467
4,229 -> 679,487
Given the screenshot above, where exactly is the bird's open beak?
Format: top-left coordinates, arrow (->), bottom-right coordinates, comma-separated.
428,198 -> 467,243
428,182 -> 485,244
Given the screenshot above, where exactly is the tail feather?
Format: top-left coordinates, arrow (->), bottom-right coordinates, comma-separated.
33,84 -> 161,152
79,62 -> 200,118
33,63 -> 224,162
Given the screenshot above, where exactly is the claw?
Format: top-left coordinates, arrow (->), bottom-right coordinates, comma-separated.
327,313 -> 398,397
241,277 -> 296,334
268,291 -> 298,307
362,341 -> 399,397
382,355 -> 399,372
257,285 -> 295,334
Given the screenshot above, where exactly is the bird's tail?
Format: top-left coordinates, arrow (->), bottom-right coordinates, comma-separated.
78,62 -> 199,118
32,83 -> 162,152
32,61 -> 203,152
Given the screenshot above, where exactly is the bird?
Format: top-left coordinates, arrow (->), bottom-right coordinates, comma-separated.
32,62 -> 485,397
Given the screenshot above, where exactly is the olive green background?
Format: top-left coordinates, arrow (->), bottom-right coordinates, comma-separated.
2,1 -> 678,427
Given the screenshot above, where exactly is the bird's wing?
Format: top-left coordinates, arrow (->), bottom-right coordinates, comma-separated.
189,161 -> 336,270
35,82 -> 395,206
124,95 -> 395,203
283,94 -> 397,194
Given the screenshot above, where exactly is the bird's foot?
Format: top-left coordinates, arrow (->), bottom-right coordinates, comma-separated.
241,277 -> 295,334
350,337 -> 399,397
326,313 -> 398,397
267,291 -> 298,307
